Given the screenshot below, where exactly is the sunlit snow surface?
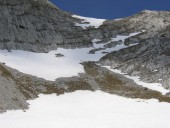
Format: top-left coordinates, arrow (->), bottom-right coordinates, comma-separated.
0,33 -> 140,81
72,15 -> 106,29
0,91 -> 170,128
0,32 -> 169,94
0,30 -> 170,127
0,31 -> 169,95
0,48 -> 101,80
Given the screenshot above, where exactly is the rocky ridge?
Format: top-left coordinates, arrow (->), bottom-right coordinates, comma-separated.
99,11 -> 170,88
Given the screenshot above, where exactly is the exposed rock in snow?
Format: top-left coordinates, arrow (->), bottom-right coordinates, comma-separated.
0,32 -> 141,81
103,66 -> 169,95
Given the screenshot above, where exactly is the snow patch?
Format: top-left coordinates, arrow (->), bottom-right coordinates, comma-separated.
72,15 -> 106,29
0,32 -> 142,81
91,39 -> 101,43
114,18 -> 122,21
0,48 -> 100,81
0,91 -> 170,128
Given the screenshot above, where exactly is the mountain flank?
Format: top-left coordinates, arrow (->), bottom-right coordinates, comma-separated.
0,0 -> 170,112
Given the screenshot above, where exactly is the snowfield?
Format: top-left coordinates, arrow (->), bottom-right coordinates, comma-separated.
0,29 -> 170,127
0,32 -> 169,94
0,48 -> 101,80
0,91 -> 170,128
72,15 -> 106,29
0,32 -> 140,81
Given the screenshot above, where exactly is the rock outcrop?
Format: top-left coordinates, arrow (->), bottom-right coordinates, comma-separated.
91,10 -> 170,40
0,0 -> 92,52
1,62 -> 170,113
100,11 -> 170,89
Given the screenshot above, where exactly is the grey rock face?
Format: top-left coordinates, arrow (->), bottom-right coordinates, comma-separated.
0,0 -> 92,52
89,10 -> 170,40
0,64 -> 28,112
98,10 -> 170,89
100,27 -> 170,89
0,76 -> 29,112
